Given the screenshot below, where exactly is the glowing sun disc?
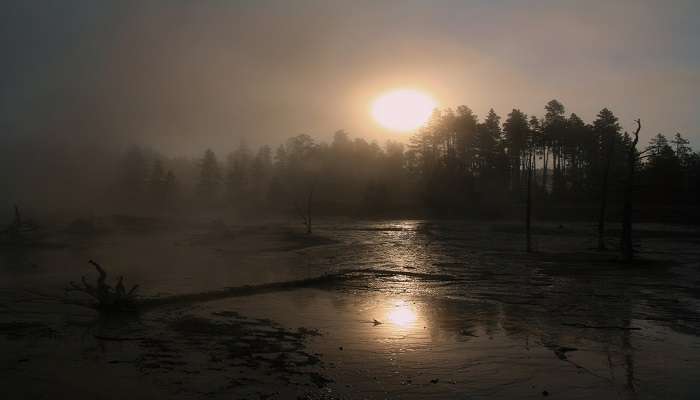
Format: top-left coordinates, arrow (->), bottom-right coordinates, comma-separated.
371,89 -> 437,132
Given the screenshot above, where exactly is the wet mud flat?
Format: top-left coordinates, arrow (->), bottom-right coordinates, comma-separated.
1,304 -> 330,399
1,218 -> 700,399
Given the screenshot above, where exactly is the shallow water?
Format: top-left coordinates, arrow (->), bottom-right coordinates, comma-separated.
1,219 -> 699,399
223,289 -> 700,399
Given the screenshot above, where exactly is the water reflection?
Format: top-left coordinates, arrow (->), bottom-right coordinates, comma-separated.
6,219 -> 699,399
386,299 -> 418,329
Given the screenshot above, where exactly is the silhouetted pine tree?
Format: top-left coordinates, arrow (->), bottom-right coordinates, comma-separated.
503,109 -> 529,192
593,108 -> 621,250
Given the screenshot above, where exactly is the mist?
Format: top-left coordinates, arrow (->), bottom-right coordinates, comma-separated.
2,2 -> 700,399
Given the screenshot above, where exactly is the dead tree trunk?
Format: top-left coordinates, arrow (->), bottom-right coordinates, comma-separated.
526,151 -> 534,252
621,119 -> 641,262
14,205 -> 21,227
296,180 -> 315,235
597,134 -> 615,251
542,146 -> 549,194
2,205 -> 39,244
305,183 -> 314,234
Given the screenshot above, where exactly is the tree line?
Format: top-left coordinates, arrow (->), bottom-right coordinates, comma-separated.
116,100 -> 700,224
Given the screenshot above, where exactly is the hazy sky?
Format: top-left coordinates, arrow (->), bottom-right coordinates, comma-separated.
1,0 -> 699,154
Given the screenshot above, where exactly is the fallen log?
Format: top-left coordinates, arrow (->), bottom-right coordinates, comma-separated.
562,322 -> 641,330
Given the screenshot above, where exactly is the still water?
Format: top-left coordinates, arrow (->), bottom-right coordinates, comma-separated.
1,219 -> 699,399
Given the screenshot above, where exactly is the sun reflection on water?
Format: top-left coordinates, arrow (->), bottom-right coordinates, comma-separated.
387,300 -> 418,329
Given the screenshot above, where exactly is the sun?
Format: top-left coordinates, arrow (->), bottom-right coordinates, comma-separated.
371,89 -> 437,132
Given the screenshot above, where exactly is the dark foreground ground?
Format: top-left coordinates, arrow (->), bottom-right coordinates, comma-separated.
1,217 -> 699,399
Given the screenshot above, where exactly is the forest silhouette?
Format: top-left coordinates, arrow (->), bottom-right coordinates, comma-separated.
111,100 -> 698,226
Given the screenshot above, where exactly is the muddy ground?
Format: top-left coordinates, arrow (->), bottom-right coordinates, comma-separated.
1,217 -> 699,399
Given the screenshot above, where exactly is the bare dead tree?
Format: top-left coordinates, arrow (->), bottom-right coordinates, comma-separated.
598,134 -> 616,250
621,119 -> 641,262
1,205 -> 39,243
294,180 -> 316,234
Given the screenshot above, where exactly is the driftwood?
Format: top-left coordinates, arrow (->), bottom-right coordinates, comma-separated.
562,322 -> 641,331
93,334 -> 146,341
66,260 -> 139,310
